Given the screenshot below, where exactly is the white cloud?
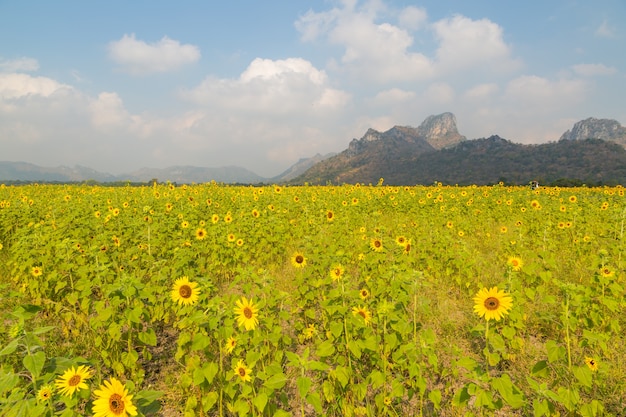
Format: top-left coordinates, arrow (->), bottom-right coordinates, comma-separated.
89,92 -> 131,128
374,88 -> 415,103
423,82 -> 455,104
433,15 -> 521,73
0,57 -> 39,73
397,6 -> 427,31
181,57 -> 350,115
0,73 -> 72,99
505,75 -> 586,106
108,34 -> 201,75
595,19 -> 616,38
464,83 -> 499,100
571,63 -> 617,77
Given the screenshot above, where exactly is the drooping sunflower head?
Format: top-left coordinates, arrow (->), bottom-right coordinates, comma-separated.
352,306 -> 372,325
584,356 -> 598,372
224,336 -> 237,354
92,377 -> 137,417
233,360 -> 252,382
55,365 -> 93,397
291,252 -> 307,268
234,296 -> 259,331
473,287 -> 513,321
171,276 -> 201,306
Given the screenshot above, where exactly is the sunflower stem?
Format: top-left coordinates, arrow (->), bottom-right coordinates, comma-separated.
484,320 -> 490,375
564,296 -> 572,371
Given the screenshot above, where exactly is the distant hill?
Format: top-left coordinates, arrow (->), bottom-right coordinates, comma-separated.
3,114 -> 626,186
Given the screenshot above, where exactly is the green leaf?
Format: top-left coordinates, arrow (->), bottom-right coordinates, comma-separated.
546,340 -> 565,363
0,371 -> 19,394
572,366 -> 592,388
531,360 -> 549,378
23,351 -> 46,378
253,392 -> 268,413
263,372 -> 287,390
306,392 -> 323,413
32,326 -> 56,335
368,370 -> 385,389
0,339 -> 19,356
138,328 -> 157,346
203,362 -> 219,384
316,340 -> 336,357
191,332 -> 210,351
201,392 -> 219,412
347,340 -> 361,358
492,374 -> 525,408
297,376 -> 312,398
428,389 -> 442,410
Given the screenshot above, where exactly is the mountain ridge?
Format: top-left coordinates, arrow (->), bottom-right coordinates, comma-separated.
2,114 -> 625,185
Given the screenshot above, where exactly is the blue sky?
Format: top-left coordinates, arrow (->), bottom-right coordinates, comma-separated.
1,0 -> 624,177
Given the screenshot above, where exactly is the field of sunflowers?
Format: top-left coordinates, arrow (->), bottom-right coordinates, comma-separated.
0,181 -> 625,416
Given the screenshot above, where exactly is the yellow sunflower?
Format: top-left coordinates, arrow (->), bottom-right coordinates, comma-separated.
473,287 -> 513,321
233,360 -> 252,382
36,384 -> 54,402
234,296 -> 259,331
291,252 -> 307,268
55,365 -> 93,397
224,336 -> 237,354
31,266 -> 43,277
370,238 -> 383,252
92,377 -> 137,417
195,228 -> 207,240
329,264 -> 344,281
395,236 -> 407,246
584,357 -> 598,372
507,256 -> 523,272
359,288 -> 370,300
171,276 -> 201,306
352,306 -> 372,325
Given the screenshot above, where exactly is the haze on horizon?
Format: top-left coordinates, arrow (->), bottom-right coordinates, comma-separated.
1,0 -> 624,178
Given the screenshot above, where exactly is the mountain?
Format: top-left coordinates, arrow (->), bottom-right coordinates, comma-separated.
293,112 -> 465,184
120,165 -> 264,184
560,117 -> 626,147
0,162 -> 117,182
271,153 -> 335,182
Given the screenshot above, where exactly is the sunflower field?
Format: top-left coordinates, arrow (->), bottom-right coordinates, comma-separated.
0,182 -> 625,416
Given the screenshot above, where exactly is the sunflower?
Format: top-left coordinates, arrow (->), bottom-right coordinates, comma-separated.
234,296 -> 259,331
224,336 -> 237,354
326,210 -> 335,221
31,266 -> 43,277
171,276 -> 201,306
195,228 -> 207,240
585,357 -> 598,372
211,214 -> 219,223
233,360 -> 252,382
370,238 -> 383,252
599,266 -> 614,278
352,306 -> 372,325
359,288 -> 370,299
473,287 -> 513,321
507,257 -> 523,272
291,252 -> 307,268
36,384 -> 54,402
395,236 -> 407,246
55,365 -> 93,397
303,324 -> 316,340
92,377 -> 137,417
329,264 -> 344,281
227,233 -> 236,243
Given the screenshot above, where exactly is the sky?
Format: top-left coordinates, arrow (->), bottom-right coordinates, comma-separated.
1,0 -> 624,178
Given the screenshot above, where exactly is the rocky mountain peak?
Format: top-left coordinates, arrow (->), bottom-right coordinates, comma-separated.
416,112 -> 465,149
560,117 -> 626,146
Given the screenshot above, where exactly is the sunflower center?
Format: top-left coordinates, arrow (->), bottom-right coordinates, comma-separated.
243,306 -> 253,319
484,297 -> 500,311
109,393 -> 125,414
358,311 -> 366,319
334,269 -> 341,276
238,367 -> 246,377
296,255 -> 304,264
68,375 -> 81,387
374,240 -> 381,247
179,285 -> 192,299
